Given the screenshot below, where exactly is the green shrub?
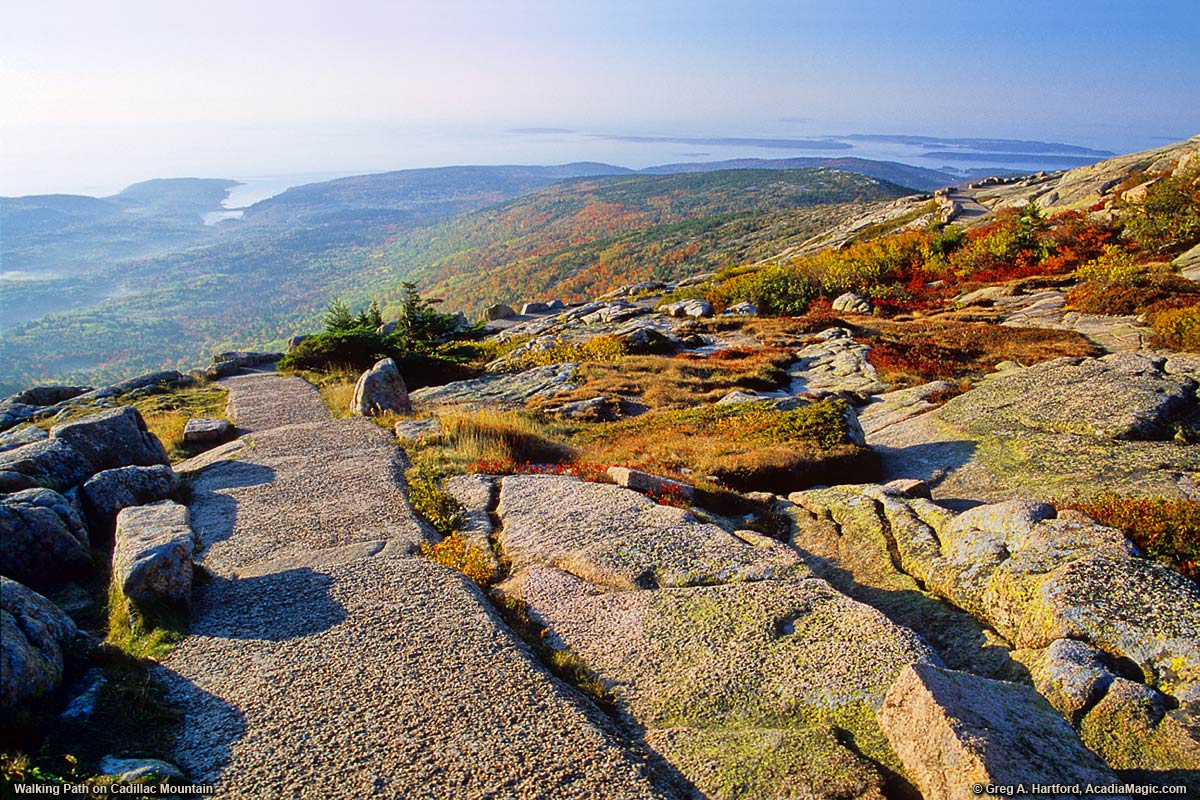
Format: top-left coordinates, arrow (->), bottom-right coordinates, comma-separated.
717,265 -> 818,315
1121,167 -> 1200,255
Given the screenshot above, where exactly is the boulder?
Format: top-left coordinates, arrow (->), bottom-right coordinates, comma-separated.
286,334 -> 310,352
50,407 -> 170,473
1,577 -> 79,709
545,300 -> 565,310
4,385 -> 91,407
877,664 -> 1115,800
606,466 -> 695,503
521,301 -> 551,315
182,418 -> 233,445
376,320 -> 399,336
351,358 -> 411,417
82,465 -> 180,534
0,488 -> 92,587
0,403 -> 42,433
550,396 -> 620,422
1078,677 -> 1200,776
112,501 -> 194,611
722,301 -> 758,316
0,424 -> 48,454
613,325 -> 678,354
482,303 -> 516,321
661,299 -> 713,318
831,292 -> 871,314
1019,638 -> 1116,725
0,438 -> 93,494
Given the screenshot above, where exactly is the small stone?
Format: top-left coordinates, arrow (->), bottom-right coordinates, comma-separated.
183,418 -> 233,445
882,478 -> 931,499
606,467 -> 696,503
831,292 -> 871,314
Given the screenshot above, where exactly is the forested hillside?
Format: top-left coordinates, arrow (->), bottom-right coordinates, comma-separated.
0,165 -> 913,390
388,169 -> 910,312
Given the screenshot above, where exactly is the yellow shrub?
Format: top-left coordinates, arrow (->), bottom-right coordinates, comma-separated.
419,533 -> 496,585
1074,245 -> 1144,286
1151,305 -> 1200,352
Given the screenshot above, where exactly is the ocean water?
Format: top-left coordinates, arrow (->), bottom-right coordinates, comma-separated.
3,122 -> 1178,203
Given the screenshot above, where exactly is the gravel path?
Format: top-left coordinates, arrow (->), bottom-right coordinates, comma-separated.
161,371 -> 671,798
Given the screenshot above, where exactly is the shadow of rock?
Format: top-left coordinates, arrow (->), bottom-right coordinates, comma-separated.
190,460 -> 275,492
186,462 -> 275,558
149,665 -> 247,786
190,568 -> 346,642
792,544 -> 1027,682
874,439 -> 978,487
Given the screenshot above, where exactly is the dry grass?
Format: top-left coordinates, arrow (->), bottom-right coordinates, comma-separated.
541,348 -> 794,412
438,407 -> 574,466
852,318 -> 1101,388
576,399 -> 877,494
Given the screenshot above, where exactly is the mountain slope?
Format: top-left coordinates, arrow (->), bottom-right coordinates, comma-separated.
388,168 -> 912,312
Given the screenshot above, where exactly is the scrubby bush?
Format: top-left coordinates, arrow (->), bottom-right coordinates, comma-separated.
1150,305 -> 1200,351
280,286 -> 474,377
1121,166 -> 1200,255
714,265 -> 818,315
1066,247 -> 1200,315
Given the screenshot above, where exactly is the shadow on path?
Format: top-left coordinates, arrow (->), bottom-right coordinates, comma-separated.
191,568 -> 347,642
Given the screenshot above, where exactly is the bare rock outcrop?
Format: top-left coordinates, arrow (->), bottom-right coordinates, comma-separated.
496,474 -> 938,799
877,664 -> 1116,800
786,482 -> 1200,779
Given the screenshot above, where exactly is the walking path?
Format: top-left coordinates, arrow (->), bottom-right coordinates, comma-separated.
159,372 -> 670,799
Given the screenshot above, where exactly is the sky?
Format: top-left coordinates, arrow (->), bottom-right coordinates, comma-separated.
2,0 -> 1198,196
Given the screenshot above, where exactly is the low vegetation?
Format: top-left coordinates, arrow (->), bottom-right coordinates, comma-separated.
543,347 -> 794,412
579,398 -> 875,494
855,319 -> 1102,387
1061,493 -> 1199,582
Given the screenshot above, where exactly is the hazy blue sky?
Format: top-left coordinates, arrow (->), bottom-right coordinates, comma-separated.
3,0 -> 1198,195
